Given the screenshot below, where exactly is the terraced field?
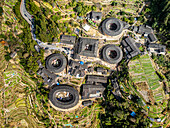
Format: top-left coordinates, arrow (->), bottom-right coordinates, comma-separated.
129,54 -> 164,103
51,101 -> 103,127
1,0 -> 21,33
0,43 -> 104,127
0,44 -> 45,128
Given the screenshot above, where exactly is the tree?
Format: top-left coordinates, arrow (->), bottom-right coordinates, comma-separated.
123,17 -> 128,22
0,7 -> 3,16
137,16 -> 143,21
65,15 -> 68,18
65,4 -> 69,9
58,12 -> 61,15
75,5 -> 82,13
4,46 -> 8,50
145,8 -> 151,13
70,13 -> 74,18
123,4 -> 127,7
121,11 -> 126,15
111,1 -> 117,6
92,5 -> 97,11
4,52 -> 11,61
137,98 -> 144,106
129,17 -> 134,22
74,2 -> 92,16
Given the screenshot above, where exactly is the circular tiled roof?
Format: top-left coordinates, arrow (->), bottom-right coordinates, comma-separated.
46,53 -> 67,73
49,85 -> 79,109
102,44 -> 123,64
101,18 -> 123,36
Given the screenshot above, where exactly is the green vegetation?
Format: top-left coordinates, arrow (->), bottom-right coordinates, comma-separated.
111,1 -> 118,6
151,53 -> 169,81
25,0 -> 59,42
1,0 -> 169,127
73,1 -> 94,16
0,44 -> 45,128
101,87 -> 150,127
0,7 -> 3,16
148,0 -> 169,47
11,1 -> 44,75
129,54 -> 164,103
4,52 -> 11,61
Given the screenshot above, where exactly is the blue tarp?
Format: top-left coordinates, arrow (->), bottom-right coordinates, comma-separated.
80,61 -> 84,65
149,117 -> 155,122
130,111 -> 136,117
65,124 -> 73,127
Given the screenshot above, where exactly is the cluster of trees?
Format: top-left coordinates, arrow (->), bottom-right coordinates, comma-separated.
148,0 -> 169,47
117,59 -> 130,82
25,0 -> 59,42
101,87 -> 150,127
4,52 -> 11,61
122,16 -> 135,24
73,2 -> 96,16
64,0 -> 97,16
0,7 -> 3,16
65,0 -> 77,9
111,1 -> 118,6
151,54 -> 169,81
12,1 -> 45,75
3,46 -> 11,61
25,0 -> 75,42
99,58 -> 150,127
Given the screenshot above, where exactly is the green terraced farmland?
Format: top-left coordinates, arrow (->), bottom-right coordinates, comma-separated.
129,54 -> 164,103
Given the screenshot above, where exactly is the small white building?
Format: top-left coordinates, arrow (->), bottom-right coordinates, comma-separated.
83,24 -> 91,31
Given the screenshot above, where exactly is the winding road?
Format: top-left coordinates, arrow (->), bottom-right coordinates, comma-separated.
20,0 -> 68,55
20,0 -> 33,25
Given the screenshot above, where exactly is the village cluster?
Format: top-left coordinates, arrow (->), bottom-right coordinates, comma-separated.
34,11 -> 166,110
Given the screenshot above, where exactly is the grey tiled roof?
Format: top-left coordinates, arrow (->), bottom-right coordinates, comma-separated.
96,67 -> 104,72
37,67 -> 58,87
147,33 -> 157,43
82,100 -> 93,106
77,38 -> 99,57
60,35 -> 76,44
102,44 -> 123,64
86,75 -> 108,84
82,84 -> 105,99
138,25 -> 153,34
121,37 -> 141,59
148,43 -> 166,53
101,18 -> 124,36
90,11 -> 102,20
69,60 -> 87,77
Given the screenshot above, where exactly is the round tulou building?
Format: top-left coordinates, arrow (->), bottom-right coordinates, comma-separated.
101,18 -> 124,36
49,85 -> 79,109
46,53 -> 67,73
102,44 -> 123,64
